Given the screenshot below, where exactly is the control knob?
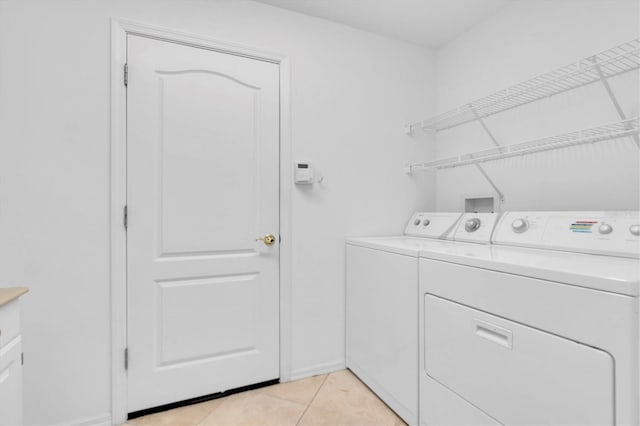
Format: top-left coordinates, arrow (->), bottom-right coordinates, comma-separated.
598,223 -> 613,235
630,224 -> 640,236
511,218 -> 529,234
422,219 -> 430,227
464,218 -> 481,233
414,218 -> 421,226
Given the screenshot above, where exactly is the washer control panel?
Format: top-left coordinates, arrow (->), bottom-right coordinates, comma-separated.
493,211 -> 640,258
404,212 -> 463,239
452,213 -> 501,244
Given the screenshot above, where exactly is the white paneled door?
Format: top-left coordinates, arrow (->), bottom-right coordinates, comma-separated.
126,35 -> 280,412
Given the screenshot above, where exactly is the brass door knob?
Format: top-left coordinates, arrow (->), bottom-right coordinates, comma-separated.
256,234 -> 277,246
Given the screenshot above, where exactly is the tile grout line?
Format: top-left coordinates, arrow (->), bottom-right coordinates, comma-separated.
295,373 -> 330,425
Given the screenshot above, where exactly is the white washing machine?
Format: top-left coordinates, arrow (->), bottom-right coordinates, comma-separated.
419,211 -> 640,425
346,212 -> 500,424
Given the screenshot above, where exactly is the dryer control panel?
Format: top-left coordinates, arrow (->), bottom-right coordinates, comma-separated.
452,212 -> 500,244
404,212 -> 463,239
493,211 -> 640,258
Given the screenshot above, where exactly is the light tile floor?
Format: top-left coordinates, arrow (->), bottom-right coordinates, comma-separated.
126,369 -> 408,426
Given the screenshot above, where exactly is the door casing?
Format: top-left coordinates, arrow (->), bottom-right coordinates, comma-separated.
109,19 -> 293,425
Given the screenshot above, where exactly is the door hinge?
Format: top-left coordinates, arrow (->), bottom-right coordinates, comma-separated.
124,63 -> 129,87
124,348 -> 129,370
124,205 -> 128,229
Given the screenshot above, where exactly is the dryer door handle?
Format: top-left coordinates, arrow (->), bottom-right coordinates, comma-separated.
473,319 -> 513,350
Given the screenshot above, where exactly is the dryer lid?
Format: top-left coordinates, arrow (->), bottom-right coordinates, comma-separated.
346,236 -> 466,257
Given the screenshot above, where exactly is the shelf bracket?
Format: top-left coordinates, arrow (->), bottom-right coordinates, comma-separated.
592,59 -> 640,148
473,110 -> 501,147
474,163 -> 505,204
472,109 -> 505,203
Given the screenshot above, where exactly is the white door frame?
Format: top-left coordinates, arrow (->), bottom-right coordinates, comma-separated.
109,18 -> 293,425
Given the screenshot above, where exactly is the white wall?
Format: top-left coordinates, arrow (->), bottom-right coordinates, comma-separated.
434,0 -> 640,212
0,1 -> 436,424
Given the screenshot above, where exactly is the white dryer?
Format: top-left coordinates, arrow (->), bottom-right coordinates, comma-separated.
419,211 -> 640,425
346,212 -> 500,425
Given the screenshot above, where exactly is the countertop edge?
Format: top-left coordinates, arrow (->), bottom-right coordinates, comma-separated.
0,287 -> 29,307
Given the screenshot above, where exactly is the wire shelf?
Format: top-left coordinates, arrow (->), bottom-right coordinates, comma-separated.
406,118 -> 639,173
408,39 -> 640,132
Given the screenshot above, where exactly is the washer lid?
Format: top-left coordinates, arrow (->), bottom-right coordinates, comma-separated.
419,243 -> 640,296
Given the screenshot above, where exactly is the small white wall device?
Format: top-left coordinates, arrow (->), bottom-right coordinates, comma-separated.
294,162 -> 315,184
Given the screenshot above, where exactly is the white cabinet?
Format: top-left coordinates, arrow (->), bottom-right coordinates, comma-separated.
0,299 -> 23,426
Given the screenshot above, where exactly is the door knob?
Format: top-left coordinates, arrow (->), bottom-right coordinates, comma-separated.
256,234 -> 277,246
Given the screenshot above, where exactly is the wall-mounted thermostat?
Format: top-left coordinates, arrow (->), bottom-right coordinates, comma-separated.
294,162 -> 315,184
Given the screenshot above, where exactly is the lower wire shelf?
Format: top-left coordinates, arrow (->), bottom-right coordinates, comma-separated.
406,118 -> 639,173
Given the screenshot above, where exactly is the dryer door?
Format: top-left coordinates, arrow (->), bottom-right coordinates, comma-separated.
424,295 -> 614,425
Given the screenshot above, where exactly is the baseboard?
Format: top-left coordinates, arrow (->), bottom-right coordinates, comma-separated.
289,359 -> 345,381
65,363 -> 342,425
69,413 -> 112,426
127,378 -> 279,420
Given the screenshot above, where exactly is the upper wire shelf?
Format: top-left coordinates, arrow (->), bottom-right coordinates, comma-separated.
407,39 -> 640,132
406,118 -> 639,173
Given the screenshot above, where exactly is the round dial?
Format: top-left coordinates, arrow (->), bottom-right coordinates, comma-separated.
414,218 -> 421,226
598,223 -> 613,235
422,219 -> 430,227
511,218 -> 529,234
630,224 -> 640,236
464,218 -> 481,232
